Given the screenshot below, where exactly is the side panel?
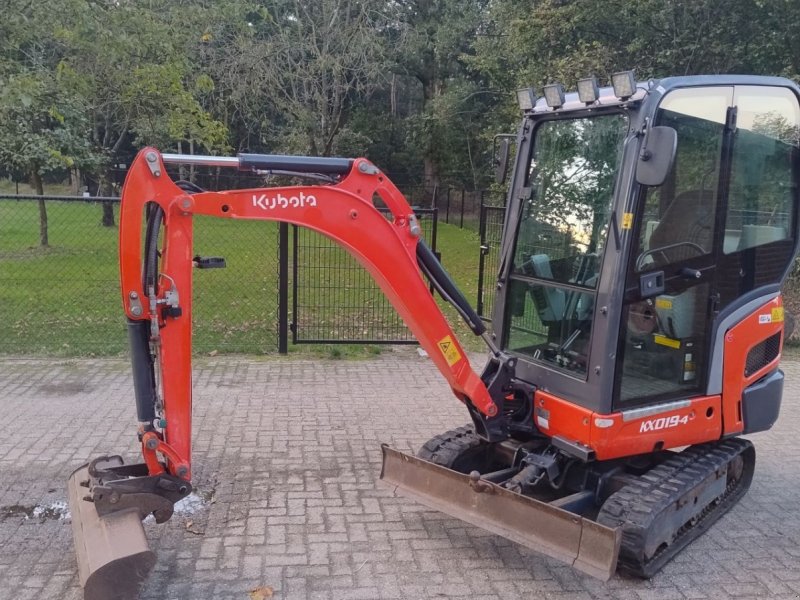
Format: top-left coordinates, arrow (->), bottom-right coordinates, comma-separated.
721,296 -> 785,435
534,390 -> 721,461
589,396 -> 721,460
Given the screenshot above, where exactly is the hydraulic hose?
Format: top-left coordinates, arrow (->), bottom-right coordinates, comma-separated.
416,240 -> 486,337
142,204 -> 164,292
129,204 -> 164,427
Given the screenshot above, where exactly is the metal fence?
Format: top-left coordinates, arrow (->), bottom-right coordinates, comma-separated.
0,194 -> 444,355
477,203 -> 506,321
292,208 -> 438,344
0,195 -> 281,356
393,185 -> 506,232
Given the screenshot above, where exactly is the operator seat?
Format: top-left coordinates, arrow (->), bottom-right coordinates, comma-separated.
647,189 -> 715,264
526,254 -> 566,325
645,189 -> 715,341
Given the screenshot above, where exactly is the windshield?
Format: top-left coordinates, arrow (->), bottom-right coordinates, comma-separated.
505,113 -> 629,376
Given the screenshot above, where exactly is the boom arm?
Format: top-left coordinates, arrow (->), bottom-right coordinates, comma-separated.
119,148 -> 498,479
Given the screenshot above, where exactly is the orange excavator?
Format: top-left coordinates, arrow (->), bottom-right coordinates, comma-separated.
68,73 -> 800,598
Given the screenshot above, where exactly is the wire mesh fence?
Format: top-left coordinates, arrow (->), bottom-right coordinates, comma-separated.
0,182 -> 495,355
398,185 -> 507,233
0,196 -> 124,355
292,208 -> 438,344
477,203 -> 506,321
0,195 -> 280,355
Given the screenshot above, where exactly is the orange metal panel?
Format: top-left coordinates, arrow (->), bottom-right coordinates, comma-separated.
534,390 -> 722,461
721,295 -> 784,435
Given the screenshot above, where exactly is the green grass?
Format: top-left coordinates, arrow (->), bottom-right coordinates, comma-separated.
0,198 -> 485,357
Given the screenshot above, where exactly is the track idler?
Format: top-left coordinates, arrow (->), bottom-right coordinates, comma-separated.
68,456 -> 191,600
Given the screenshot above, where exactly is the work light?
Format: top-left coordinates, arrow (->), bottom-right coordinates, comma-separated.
516,87 -> 537,111
611,70 -> 636,100
543,84 -> 566,109
577,77 -> 599,104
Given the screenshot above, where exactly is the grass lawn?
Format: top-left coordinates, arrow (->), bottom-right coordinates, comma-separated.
0,196 -> 486,357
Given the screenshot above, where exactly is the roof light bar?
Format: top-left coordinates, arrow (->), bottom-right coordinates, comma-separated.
577,77 -> 599,104
543,84 -> 566,109
516,87 -> 537,111
611,70 -> 636,100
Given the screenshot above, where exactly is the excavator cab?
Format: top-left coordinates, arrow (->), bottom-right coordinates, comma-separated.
492,76 -> 798,424
68,74 -> 800,598
387,75 -> 799,577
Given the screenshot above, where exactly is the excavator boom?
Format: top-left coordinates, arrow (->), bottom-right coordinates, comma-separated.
68,148 -> 514,598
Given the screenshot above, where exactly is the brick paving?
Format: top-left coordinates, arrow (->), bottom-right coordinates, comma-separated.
0,349 -> 799,599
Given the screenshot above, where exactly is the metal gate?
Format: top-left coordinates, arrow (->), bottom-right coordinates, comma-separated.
291,208 -> 438,344
477,202 -> 506,320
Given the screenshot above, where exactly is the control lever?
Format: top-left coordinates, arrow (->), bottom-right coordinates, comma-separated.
679,267 -> 702,280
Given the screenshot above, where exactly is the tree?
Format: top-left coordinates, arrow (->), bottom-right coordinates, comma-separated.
57,0 -> 230,224
206,0 -> 388,156
392,0 -> 490,193
0,1 -> 95,246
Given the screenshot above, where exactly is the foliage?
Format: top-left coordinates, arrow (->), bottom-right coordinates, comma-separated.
2,0 -> 800,191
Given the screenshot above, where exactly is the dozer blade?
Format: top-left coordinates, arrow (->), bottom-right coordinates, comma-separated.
380,445 -> 621,580
68,463 -> 156,600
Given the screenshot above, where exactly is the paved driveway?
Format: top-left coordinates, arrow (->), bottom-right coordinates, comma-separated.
0,350 -> 799,599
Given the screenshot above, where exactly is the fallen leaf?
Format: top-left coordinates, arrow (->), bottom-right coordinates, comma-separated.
208,349 -> 218,356
185,520 -> 203,535
248,586 -> 274,600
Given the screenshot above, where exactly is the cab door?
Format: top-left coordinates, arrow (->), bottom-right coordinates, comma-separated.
615,87 -> 734,407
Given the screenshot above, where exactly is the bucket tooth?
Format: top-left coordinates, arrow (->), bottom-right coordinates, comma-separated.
379,445 -> 621,580
68,464 -> 156,600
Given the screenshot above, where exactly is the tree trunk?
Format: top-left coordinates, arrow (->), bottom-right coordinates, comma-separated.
101,202 -> 115,227
420,75 -> 442,206
31,170 -> 48,247
423,155 -> 440,208
99,171 -> 116,227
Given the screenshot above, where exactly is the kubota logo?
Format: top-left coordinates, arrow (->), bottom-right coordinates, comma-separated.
639,414 -> 690,433
252,192 -> 317,210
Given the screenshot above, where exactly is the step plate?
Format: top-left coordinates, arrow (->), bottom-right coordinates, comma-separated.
67,464 -> 156,600
379,445 -> 621,580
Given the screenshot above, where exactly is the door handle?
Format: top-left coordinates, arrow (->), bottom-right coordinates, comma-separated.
679,267 -> 702,280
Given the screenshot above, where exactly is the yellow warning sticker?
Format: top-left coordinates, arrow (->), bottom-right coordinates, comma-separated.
653,334 -> 681,349
655,298 -> 673,310
438,335 -> 463,367
621,212 -> 634,230
772,307 -> 785,323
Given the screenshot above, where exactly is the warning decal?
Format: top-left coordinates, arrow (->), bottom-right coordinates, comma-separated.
653,334 -> 681,349
772,307 -> 784,323
621,212 -> 634,230
438,335 -> 463,367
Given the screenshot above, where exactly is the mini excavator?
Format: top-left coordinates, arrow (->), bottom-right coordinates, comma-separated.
68,73 -> 800,598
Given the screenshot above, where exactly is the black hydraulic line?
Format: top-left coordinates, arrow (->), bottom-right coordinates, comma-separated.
238,153 -> 353,175
130,205 -> 164,427
416,240 -> 486,336
127,319 -> 157,424
142,204 -> 164,292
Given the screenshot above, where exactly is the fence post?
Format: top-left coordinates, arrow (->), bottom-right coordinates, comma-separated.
445,188 -> 451,224
459,189 -> 466,228
477,198 -> 486,316
278,222 -> 289,354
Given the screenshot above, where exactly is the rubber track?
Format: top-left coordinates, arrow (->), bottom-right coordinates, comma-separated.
597,438 -> 754,578
417,425 -> 483,469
